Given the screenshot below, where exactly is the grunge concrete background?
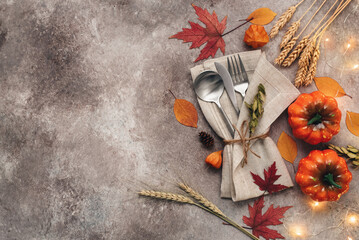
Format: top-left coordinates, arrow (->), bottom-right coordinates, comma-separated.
0,0 -> 358,239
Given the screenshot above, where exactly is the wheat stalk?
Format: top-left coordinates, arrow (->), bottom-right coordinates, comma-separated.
275,37 -> 298,65
139,186 -> 259,240
139,190 -> 195,204
303,43 -> 321,86
294,65 -> 307,87
178,183 -> 225,216
280,21 -> 301,49
282,36 -> 310,67
294,39 -> 316,87
269,6 -> 297,38
299,38 -> 316,67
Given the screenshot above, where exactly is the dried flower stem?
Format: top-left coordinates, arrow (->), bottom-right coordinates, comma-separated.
139,187 -> 259,240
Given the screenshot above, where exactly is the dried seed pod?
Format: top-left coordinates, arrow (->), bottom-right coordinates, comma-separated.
205,150 -> 223,169
244,25 -> 269,49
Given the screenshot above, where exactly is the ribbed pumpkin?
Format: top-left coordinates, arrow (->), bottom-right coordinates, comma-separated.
244,25 -> 269,49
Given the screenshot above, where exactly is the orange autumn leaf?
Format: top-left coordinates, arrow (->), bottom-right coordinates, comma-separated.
247,8 -> 277,25
314,77 -> 347,98
173,97 -> 198,128
346,111 -> 359,136
277,132 -> 297,163
205,150 -> 223,169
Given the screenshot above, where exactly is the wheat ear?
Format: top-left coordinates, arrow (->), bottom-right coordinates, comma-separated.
178,183 -> 225,216
280,21 -> 301,49
304,44 -> 320,86
299,38 -> 316,67
275,37 -> 298,65
139,190 -> 195,204
282,36 -> 310,67
294,65 -> 307,87
269,6 -> 297,38
295,39 -> 316,87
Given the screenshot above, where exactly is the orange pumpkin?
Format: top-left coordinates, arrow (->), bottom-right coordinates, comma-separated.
244,25 -> 269,49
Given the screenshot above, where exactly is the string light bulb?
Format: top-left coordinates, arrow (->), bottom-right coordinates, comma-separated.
347,214 -> 357,225
325,38 -> 329,42
289,225 -> 306,238
353,64 -> 359,69
347,237 -> 353,240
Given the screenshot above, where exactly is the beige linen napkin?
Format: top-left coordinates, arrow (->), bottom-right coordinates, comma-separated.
190,51 -> 300,201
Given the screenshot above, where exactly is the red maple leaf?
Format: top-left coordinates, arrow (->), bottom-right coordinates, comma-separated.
243,197 -> 292,240
251,162 -> 288,194
170,4 -> 227,62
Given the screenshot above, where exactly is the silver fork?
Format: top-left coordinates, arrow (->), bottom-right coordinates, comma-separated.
227,54 -> 249,98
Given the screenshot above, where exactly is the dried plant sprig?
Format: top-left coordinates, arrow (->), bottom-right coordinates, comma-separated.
269,0 -> 305,38
139,186 -> 259,240
178,183 -> 225,216
329,144 -> 359,167
275,37 -> 298,65
139,190 -> 195,204
282,36 -> 310,67
280,21 -> 301,49
245,84 -> 266,135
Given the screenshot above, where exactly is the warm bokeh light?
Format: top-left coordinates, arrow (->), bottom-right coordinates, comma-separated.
347,214 -> 357,224
289,225 -> 306,238
347,237 -> 353,240
353,64 -> 359,69
325,38 -> 329,42
347,43 -> 351,49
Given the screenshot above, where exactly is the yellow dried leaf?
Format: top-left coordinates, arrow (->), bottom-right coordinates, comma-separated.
277,132 -> 297,163
346,111 -> 359,137
314,77 -> 347,98
174,99 -> 198,128
247,8 -> 277,25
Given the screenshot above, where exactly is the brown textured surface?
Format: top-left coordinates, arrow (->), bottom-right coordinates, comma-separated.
0,0 -> 358,239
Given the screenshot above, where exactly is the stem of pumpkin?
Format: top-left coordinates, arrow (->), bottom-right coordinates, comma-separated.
221,18 -> 253,37
323,173 -> 342,189
307,113 -> 322,125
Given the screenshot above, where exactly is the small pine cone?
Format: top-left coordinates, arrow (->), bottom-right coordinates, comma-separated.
199,131 -> 214,148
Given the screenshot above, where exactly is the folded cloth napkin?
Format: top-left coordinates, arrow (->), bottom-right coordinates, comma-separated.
190,50 -> 300,201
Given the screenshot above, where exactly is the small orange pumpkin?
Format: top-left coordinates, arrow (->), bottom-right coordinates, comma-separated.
244,25 -> 269,49
205,150 -> 223,169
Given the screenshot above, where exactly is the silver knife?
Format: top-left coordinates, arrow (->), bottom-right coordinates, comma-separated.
214,62 -> 239,114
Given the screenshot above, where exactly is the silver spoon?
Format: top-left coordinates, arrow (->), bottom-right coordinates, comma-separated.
194,71 -> 235,136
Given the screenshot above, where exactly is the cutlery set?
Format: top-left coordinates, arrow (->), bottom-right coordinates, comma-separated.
194,54 -> 249,136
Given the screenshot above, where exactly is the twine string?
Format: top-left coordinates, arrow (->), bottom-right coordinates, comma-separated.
223,121 -> 269,167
